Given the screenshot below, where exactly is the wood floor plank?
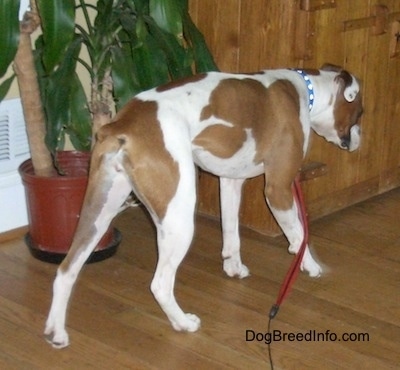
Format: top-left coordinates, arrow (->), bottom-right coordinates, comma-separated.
0,189 -> 399,368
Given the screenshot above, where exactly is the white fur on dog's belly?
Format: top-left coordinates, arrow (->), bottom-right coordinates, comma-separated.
192,130 -> 264,178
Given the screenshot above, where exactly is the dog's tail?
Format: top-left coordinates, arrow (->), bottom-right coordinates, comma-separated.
95,122 -> 129,153
87,121 -> 135,187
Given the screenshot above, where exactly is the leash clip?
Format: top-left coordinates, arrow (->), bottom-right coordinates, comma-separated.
269,304 -> 280,319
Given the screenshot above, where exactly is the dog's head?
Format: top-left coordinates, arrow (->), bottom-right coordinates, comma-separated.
311,64 -> 363,152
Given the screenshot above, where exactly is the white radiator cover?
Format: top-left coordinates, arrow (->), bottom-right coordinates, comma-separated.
0,98 -> 30,233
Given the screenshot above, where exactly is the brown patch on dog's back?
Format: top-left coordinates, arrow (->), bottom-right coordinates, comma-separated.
194,78 -> 303,163
193,78 -> 304,210
98,99 -> 180,221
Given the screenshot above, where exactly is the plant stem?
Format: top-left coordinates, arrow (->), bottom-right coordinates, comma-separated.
14,5 -> 53,176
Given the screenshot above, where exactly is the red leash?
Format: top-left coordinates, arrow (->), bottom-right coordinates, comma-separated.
267,174 -> 309,368
269,174 -> 309,319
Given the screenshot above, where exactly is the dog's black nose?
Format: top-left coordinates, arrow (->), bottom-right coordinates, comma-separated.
341,137 -> 350,149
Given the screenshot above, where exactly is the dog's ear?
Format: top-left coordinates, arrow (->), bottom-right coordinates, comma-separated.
329,70 -> 358,103
321,64 -> 359,102
343,83 -> 358,102
320,63 -> 343,72
336,70 -> 358,102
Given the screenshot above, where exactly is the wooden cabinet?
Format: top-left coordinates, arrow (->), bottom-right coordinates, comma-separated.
189,0 -> 400,235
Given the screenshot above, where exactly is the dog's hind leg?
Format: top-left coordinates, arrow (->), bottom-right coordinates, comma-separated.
44,144 -> 132,348
220,177 -> 249,278
149,160 -> 201,332
151,204 -> 200,332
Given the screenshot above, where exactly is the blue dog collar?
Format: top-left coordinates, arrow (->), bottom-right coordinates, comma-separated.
294,69 -> 314,111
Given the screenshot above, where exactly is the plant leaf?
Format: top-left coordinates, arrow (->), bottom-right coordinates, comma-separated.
127,16 -> 170,89
0,0 -> 20,78
94,0 -> 115,30
111,45 -> 142,110
145,15 -> 192,80
66,74 -> 92,151
182,11 -> 219,73
36,0 -> 75,73
127,0 -> 147,14
43,35 -> 83,153
149,0 -> 183,43
134,37 -> 170,89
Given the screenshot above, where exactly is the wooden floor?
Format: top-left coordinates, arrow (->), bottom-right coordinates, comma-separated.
1,188 -> 400,369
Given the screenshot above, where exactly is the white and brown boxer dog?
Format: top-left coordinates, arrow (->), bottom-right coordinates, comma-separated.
45,64 -> 363,348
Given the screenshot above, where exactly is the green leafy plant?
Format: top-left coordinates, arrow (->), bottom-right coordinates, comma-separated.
0,0 -> 217,175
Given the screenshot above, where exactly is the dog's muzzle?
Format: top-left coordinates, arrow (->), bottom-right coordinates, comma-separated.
342,124 -> 361,152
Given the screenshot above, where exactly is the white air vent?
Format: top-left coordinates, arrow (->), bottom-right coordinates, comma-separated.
0,98 -> 30,174
0,98 -> 30,233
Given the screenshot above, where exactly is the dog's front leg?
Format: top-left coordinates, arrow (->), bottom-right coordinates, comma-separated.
44,149 -> 132,348
265,182 -> 322,277
220,177 -> 249,278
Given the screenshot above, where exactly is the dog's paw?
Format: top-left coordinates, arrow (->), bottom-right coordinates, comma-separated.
300,249 -> 322,277
288,244 -> 298,254
171,313 -> 201,332
301,261 -> 322,277
44,327 -> 70,349
223,258 -> 250,279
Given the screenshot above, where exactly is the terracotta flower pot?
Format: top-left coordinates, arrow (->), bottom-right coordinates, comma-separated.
19,151 -> 121,264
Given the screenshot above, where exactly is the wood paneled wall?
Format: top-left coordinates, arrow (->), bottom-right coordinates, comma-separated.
189,0 -> 400,235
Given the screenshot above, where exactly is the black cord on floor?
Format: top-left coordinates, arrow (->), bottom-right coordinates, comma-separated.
267,315 -> 274,370
267,304 -> 279,369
